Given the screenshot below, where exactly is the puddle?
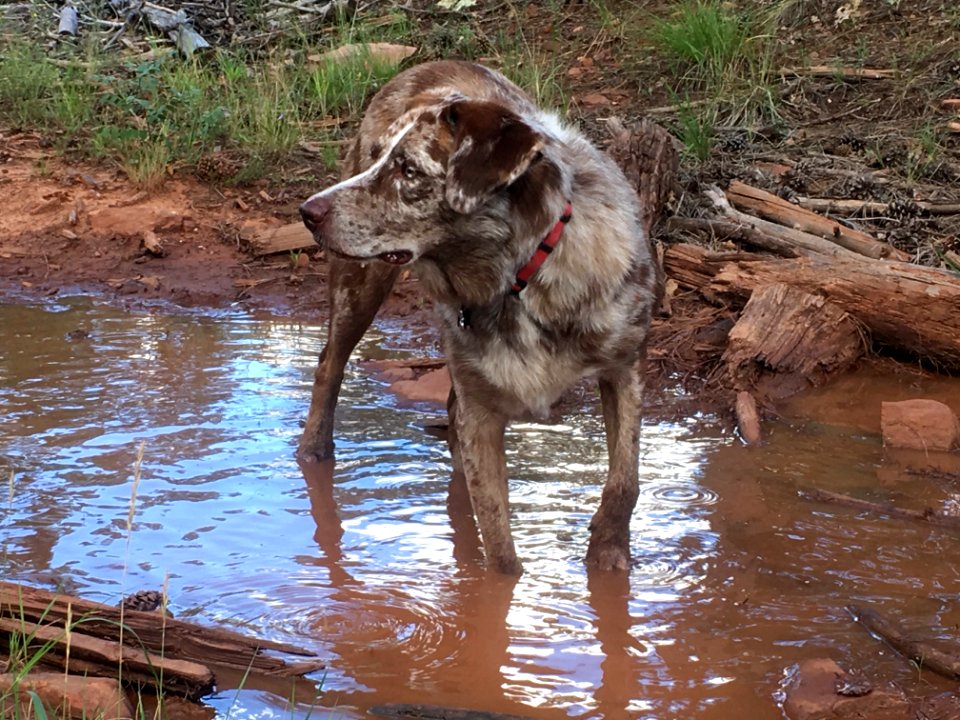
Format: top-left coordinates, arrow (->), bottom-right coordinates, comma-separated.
2,297 -> 959,719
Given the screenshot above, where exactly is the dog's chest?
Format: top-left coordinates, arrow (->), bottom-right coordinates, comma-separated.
443,305 -> 597,416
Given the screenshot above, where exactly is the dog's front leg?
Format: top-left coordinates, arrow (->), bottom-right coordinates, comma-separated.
451,385 -> 521,575
298,256 -> 399,461
587,359 -> 645,571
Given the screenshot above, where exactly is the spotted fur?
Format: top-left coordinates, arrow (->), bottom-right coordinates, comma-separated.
299,60 -> 662,575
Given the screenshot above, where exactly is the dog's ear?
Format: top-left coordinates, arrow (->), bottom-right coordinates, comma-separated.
441,100 -> 544,215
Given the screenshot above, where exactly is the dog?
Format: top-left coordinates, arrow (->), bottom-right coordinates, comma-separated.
299,60 -> 662,575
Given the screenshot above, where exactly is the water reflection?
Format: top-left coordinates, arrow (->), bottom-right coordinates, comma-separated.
4,297 -> 956,719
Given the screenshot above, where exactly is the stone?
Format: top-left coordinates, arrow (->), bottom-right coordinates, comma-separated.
881,399 -> 960,451
390,367 -> 451,406
0,672 -> 134,719
781,658 -> 911,720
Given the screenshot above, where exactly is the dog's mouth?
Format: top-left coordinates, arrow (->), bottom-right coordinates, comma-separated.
327,247 -> 414,265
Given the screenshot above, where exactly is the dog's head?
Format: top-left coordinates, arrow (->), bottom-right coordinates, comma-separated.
300,98 -> 547,265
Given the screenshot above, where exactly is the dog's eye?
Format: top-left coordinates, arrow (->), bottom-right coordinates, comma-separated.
400,160 -> 419,180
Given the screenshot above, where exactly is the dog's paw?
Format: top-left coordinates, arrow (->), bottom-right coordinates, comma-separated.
586,540 -> 630,572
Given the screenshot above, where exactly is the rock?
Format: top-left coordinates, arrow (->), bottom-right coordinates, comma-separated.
0,672 -> 134,719
390,367 -> 451,406
141,229 -> 165,257
88,206 -> 183,236
881,399 -> 960,451
781,658 -> 910,720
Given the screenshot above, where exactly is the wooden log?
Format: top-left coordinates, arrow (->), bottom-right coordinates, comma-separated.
800,487 -> 960,530
735,390 -> 761,445
796,197 -> 960,218
58,5 -> 79,35
604,118 -> 680,238
847,604 -> 960,681
725,180 -> 908,260
0,673 -> 133,720
666,216 -> 800,258
247,221 -> 315,256
0,582 -> 324,678
663,243 -> 960,370
723,283 -> 864,394
0,617 -> 214,700
705,187 -> 865,260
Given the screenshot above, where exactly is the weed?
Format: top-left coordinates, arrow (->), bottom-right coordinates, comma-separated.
649,0 -> 781,125
674,99 -> 716,162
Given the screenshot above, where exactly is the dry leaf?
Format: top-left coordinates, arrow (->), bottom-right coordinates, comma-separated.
580,93 -> 611,107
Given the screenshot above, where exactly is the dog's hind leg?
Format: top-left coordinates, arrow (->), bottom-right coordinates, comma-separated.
451,385 -> 521,575
587,358 -> 645,571
298,256 -> 399,462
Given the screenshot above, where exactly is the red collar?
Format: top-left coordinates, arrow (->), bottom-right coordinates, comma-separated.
509,201 -> 573,296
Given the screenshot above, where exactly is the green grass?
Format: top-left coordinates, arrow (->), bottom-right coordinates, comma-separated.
0,13 -> 410,188
649,0 -> 782,127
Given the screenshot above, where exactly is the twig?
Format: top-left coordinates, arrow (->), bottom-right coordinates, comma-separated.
800,487 -> 960,530
847,603 -> 960,681
779,65 -> 898,81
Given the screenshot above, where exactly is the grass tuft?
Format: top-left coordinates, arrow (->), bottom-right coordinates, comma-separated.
649,0 -> 782,126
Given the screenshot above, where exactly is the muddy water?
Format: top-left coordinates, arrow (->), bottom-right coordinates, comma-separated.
2,297 -> 959,719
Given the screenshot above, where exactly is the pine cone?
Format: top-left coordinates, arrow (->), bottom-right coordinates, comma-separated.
888,197 -> 921,221
119,589 -> 172,615
838,130 -> 866,152
718,131 -> 749,153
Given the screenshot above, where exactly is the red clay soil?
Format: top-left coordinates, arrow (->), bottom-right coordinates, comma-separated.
0,132 -> 427,325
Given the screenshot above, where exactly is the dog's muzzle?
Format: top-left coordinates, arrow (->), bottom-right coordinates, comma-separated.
300,194 -> 333,244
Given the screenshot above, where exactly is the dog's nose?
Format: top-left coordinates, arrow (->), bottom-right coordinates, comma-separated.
300,195 -> 332,239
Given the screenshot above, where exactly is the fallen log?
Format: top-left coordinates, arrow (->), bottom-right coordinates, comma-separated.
246,221 -> 315,256
725,180 -> 907,260
722,283 -> 864,395
663,243 -> 960,370
847,604 -> 960,681
0,582 -> 324,681
666,216 -> 800,258
800,487 -> 960,530
705,187 -> 866,260
0,616 -> 214,700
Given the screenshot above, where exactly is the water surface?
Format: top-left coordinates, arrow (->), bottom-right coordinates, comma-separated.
1,297 -> 957,718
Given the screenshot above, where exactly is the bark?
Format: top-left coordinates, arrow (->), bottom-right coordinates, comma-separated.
246,221 -> 315,256
848,603 -> 960,681
663,243 -> 960,370
605,118 -> 680,238
722,283 -> 864,394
